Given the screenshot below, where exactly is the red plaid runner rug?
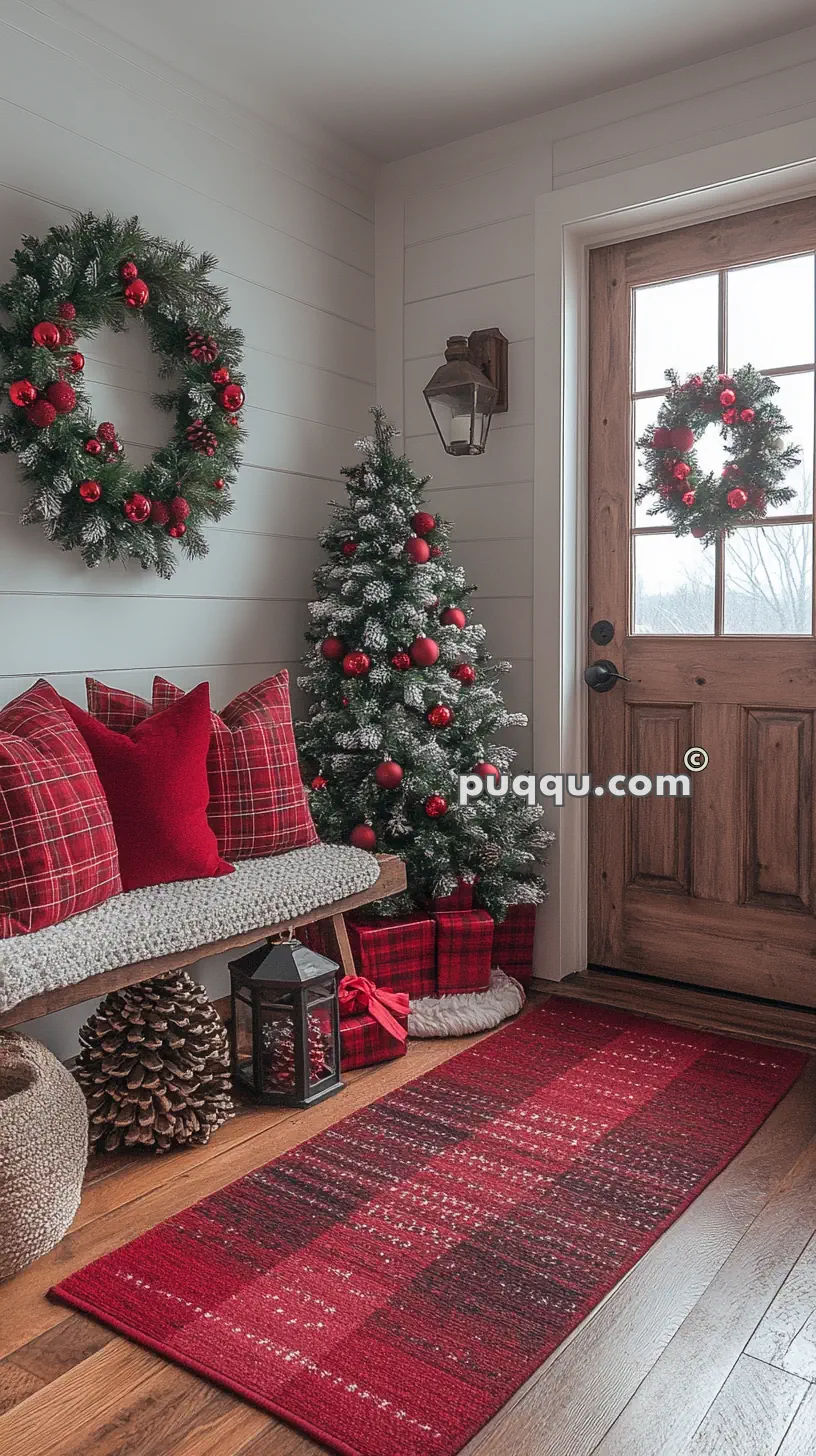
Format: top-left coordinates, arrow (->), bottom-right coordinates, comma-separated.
51,1002 -> 805,1456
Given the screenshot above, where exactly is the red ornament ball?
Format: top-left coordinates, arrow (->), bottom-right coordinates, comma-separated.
722,408 -> 738,425
451,662 -> 476,684
425,794 -> 448,818
32,321 -> 60,349
740,408 -> 755,423
350,824 -> 377,851
124,278 -> 150,309
57,301 -> 76,320
652,426 -> 672,448
57,324 -> 75,346
84,437 -> 103,455
391,651 -> 411,671
691,527 -> 707,539
321,636 -> 345,661
26,398 -> 57,428
8,379 -> 37,408
440,606 -> 466,629
670,426 -> 695,451
213,476 -> 225,491
473,761 -> 500,779
409,636 -> 439,668
427,704 -> 453,729
727,487 -> 749,510
405,535 -> 431,564
719,388 -> 736,406
68,351 -> 85,374
168,521 -> 187,539
375,761 -> 403,789
411,511 -> 436,536
98,421 -> 117,444
672,462 -> 691,481
342,541 -> 358,556
217,383 -> 245,412
149,500 -> 171,525
211,366 -> 230,386
682,490 -> 696,507
342,651 -> 371,677
311,776 -> 328,790
123,493 -> 151,524
44,381 -> 76,415
78,479 -> 101,503
120,261 -> 139,281
170,496 -> 191,521
689,374 -> 703,388
430,545 -> 442,558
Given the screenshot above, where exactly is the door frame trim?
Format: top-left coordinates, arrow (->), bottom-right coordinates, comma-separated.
533,116 -> 816,983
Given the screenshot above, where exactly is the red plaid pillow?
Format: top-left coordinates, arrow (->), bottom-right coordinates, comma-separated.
152,672 -> 318,861
0,681 -> 122,937
86,679 -> 151,731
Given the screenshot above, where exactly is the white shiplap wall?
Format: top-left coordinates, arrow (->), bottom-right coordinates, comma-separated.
1,1 -> 376,1056
378,23 -> 816,774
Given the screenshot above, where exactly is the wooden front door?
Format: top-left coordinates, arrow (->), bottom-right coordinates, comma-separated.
587,197 -> 816,1005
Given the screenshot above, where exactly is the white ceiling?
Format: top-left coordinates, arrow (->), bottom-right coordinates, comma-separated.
65,0 -> 814,162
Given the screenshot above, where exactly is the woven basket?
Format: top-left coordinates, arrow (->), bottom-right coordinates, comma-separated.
0,1032 -> 88,1280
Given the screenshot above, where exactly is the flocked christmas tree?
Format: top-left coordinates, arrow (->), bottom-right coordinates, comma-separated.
297,409 -> 552,920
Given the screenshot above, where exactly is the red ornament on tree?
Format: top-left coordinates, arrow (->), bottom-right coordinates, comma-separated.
31,321 -> 60,349
682,490 -> 696,507
411,511 -> 436,536
124,278 -> 150,309
440,606 -> 466,629
451,663 -> 476,684
342,541 -> 358,556
375,761 -> 403,789
84,437 -> 103,455
670,426 -> 695,451
691,527 -> 707,539
405,535 -> 431,564
26,398 -> 57,429
213,476 -> 225,491
341,697 -> 349,707
719,388 -> 736,406
722,408 -> 738,425
472,761 -> 499,779
68,351 -> 85,373
120,261 -> 139,281
727,487 -> 748,510
409,636 -> 439,667
44,381 -> 76,415
740,408 -> 755,423
211,366 -> 230,386
689,375 -> 704,388
350,824 -> 376,851
98,421 -> 117,444
652,426 -> 672,448
430,545 -> 442,557
171,496 -> 191,521
425,795 -> 448,818
149,500 -> 171,525
57,301 -> 76,321
8,379 -> 37,408
427,704 -> 453,728
78,479 -> 101,503
321,636 -> 345,661
168,521 -> 187,538
342,651 -> 371,677
57,324 -> 75,346
391,651 -> 411,671
311,776 -> 328,790
672,462 -> 691,481
217,383 -> 245,412
123,493 -> 151,524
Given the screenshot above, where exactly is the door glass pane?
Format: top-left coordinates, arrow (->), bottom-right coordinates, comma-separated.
763,371 -> 814,516
634,274 -> 719,392
723,524 -> 812,634
727,255 -> 815,371
633,395 -> 665,527
633,533 -> 716,635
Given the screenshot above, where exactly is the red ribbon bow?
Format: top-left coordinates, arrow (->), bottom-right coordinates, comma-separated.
338,975 -> 409,1045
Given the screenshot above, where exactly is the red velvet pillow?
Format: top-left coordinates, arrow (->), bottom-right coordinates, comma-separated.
0,681 -> 122,936
85,678 -> 151,731
62,683 -> 233,891
152,672 -> 318,861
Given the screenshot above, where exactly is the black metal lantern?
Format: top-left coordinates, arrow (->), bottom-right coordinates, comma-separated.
229,934 -> 343,1107
423,328 -> 508,456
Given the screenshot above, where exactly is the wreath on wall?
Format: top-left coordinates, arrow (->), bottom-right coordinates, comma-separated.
636,365 -> 801,544
0,212 -> 246,578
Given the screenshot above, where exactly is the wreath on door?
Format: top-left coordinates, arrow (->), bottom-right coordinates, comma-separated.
636,365 -> 801,544
0,212 -> 246,578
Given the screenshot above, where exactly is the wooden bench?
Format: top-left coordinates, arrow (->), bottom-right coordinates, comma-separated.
0,854 -> 406,1029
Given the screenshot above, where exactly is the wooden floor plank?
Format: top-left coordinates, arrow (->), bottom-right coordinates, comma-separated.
0,1361 -> 43,1418
776,1383 -> 816,1454
6,1312 -> 112,1384
462,1060 -> 816,1456
232,1420 -> 330,1455
685,1354 -> 806,1455
778,1310 -> 816,1383
746,1233 -> 816,1368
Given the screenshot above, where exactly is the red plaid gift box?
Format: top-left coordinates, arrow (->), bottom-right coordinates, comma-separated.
347,913 -> 436,996
492,903 -> 537,986
338,975 -> 409,1070
434,909 -> 493,994
433,878 -> 474,912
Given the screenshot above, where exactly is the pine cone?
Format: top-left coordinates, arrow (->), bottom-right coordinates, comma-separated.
185,329 -> 218,364
185,418 -> 217,456
75,970 -> 235,1155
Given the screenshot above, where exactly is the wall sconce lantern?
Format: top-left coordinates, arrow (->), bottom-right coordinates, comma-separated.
423,328 -> 508,455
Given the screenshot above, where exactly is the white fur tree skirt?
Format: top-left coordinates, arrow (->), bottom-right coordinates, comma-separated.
408,967 -> 526,1037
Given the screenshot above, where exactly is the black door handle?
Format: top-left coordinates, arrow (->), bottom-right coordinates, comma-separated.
584,660 -> 629,693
